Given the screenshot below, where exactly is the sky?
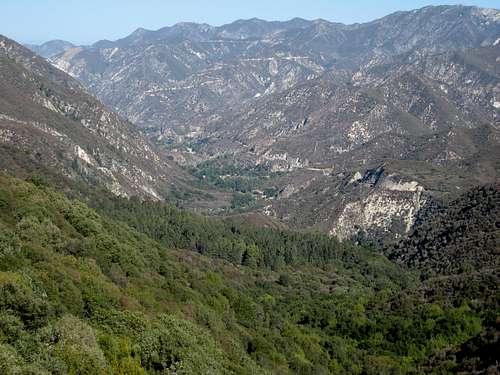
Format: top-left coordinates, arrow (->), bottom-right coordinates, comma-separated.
2,0 -> 500,45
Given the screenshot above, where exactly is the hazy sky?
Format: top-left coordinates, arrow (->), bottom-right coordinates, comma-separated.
3,0 -> 500,45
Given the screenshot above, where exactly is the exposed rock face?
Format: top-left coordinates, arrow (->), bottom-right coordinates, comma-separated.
330,173 -> 425,240
191,44 -> 499,240
0,35 -> 190,199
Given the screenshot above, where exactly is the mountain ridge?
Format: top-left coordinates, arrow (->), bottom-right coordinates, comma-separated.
24,39 -> 75,59
0,35 -> 205,201
50,5 -> 499,137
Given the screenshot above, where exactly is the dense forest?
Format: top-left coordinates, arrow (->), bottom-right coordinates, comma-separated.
0,172 -> 498,374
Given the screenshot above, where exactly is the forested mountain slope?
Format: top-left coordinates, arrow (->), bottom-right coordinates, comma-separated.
2,3 -> 498,374
424,320 -> 500,374
389,184 -> 499,278
0,173 -> 498,374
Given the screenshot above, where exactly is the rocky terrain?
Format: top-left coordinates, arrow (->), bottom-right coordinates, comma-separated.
188,44 -> 500,238
49,5 -> 500,140
0,35 -> 200,200
34,5 -> 500,240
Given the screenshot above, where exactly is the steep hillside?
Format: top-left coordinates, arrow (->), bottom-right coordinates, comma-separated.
424,320 -> 500,374
190,44 -> 499,169
0,35 -> 204,201
389,184 -> 499,279
1,4 -> 498,374
181,45 -> 499,239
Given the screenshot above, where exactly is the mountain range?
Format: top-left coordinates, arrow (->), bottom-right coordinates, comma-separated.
0,3 -> 498,374
49,6 -> 500,139
33,4 -> 500,240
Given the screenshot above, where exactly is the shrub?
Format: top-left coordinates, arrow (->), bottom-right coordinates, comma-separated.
136,314 -> 230,374
40,315 -> 109,374
0,224 -> 19,259
0,273 -> 51,329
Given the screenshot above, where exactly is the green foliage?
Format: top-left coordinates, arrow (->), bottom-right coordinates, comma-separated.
137,314 -> 230,374
187,157 -> 278,193
0,343 -> 30,375
0,173 -> 496,374
186,157 -> 282,213
85,192 -> 401,279
389,184 -> 500,279
16,216 -> 63,249
230,192 -> 255,210
39,315 -> 109,374
0,273 -> 52,330
0,223 -> 19,260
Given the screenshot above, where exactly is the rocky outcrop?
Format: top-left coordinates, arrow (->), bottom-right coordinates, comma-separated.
330,173 -> 425,240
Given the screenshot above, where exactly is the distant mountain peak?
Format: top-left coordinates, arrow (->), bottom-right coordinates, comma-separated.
24,39 -> 75,59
